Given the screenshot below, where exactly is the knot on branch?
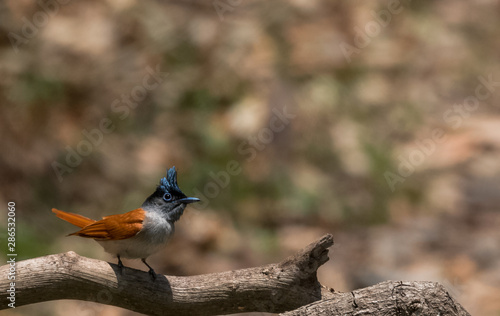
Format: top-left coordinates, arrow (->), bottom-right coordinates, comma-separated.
279,233 -> 334,276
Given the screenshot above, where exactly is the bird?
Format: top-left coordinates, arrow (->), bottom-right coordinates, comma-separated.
52,166 -> 200,280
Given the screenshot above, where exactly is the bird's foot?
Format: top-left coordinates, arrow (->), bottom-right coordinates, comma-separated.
117,255 -> 124,275
148,268 -> 157,281
142,258 -> 157,281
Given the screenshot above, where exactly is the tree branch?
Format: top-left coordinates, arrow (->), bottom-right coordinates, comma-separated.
0,234 -> 471,316
281,280 -> 471,316
0,234 -> 334,315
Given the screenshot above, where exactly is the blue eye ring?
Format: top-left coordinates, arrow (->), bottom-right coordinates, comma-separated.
163,193 -> 173,202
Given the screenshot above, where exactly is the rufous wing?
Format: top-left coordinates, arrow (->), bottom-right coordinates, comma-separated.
52,208 -> 96,228
68,208 -> 145,240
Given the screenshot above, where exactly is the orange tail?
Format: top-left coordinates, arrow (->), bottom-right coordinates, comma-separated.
52,208 -> 96,229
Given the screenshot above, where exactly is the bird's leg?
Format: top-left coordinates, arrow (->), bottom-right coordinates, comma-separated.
117,255 -> 124,274
141,258 -> 157,281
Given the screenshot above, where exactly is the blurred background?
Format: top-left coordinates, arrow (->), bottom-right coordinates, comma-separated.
1,0 -> 500,315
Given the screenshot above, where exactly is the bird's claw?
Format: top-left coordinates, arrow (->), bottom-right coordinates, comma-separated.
117,256 -> 124,274
148,269 -> 157,281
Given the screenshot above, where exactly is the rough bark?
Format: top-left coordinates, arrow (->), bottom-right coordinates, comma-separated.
0,234 -> 471,316
281,280 -> 471,316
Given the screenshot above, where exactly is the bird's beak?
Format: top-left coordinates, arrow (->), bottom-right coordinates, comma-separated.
178,197 -> 201,204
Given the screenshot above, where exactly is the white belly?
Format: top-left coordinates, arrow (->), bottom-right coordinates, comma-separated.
96,211 -> 174,259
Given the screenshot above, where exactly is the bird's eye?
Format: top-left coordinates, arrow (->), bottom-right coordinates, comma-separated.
163,193 -> 173,202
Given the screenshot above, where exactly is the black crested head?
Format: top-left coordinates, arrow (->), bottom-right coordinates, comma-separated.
159,167 -> 184,196
142,166 -> 200,222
